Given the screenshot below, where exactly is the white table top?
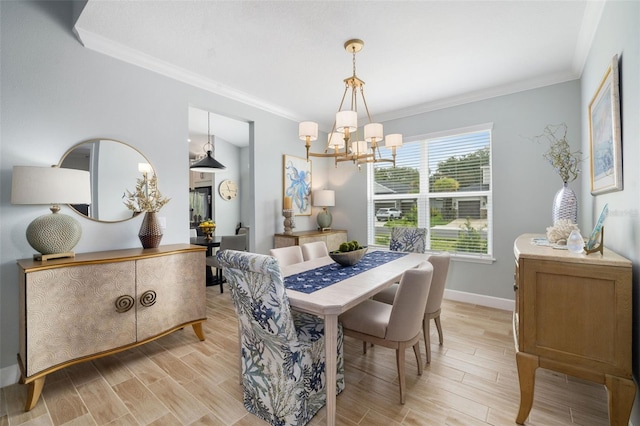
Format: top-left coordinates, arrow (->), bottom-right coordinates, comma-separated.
282,252 -> 430,315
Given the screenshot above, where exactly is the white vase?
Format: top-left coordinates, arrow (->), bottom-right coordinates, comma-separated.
552,182 -> 577,224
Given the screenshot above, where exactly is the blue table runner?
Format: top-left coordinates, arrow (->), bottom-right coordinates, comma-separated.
284,251 -> 408,294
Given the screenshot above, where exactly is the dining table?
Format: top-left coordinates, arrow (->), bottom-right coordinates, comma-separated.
190,235 -> 222,286
281,250 -> 429,426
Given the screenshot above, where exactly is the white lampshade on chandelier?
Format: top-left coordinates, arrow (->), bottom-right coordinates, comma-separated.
298,39 -> 402,168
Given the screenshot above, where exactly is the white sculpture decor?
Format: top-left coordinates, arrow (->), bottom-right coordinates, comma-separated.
546,219 -> 580,245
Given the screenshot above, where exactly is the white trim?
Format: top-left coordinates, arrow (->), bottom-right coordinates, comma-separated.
0,364 -> 20,388
444,289 -> 514,312
73,27 -> 301,123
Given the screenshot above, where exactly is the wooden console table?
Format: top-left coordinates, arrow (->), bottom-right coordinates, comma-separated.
513,234 -> 635,425
17,244 -> 207,411
274,229 -> 348,252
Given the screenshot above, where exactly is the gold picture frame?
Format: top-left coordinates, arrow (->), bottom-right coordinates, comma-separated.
588,54 -> 622,195
283,155 -> 312,216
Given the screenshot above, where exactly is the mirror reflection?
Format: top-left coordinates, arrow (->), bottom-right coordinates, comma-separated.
59,139 -> 154,222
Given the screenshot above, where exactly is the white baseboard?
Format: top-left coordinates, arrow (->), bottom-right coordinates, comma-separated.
1,364 -> 20,388
444,289 -> 514,311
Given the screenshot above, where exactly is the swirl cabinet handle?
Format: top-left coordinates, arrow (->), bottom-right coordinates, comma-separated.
139,290 -> 157,307
115,295 -> 135,313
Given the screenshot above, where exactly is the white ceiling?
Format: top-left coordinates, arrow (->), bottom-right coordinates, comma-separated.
74,0 -> 604,153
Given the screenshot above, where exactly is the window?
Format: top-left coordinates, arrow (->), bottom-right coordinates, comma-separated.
368,123 -> 493,260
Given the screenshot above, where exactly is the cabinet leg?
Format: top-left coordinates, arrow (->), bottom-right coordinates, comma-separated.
192,322 -> 205,341
605,374 -> 636,426
24,376 -> 45,411
515,352 -> 538,425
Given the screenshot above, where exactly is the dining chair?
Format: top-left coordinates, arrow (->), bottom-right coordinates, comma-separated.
237,226 -> 250,250
301,241 -> 329,260
389,227 -> 427,253
217,249 -> 345,426
339,261 -> 433,404
269,245 -> 304,266
205,234 -> 247,293
373,252 -> 450,364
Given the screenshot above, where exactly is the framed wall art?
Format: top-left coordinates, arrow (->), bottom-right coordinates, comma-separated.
588,54 -> 622,195
283,155 -> 312,216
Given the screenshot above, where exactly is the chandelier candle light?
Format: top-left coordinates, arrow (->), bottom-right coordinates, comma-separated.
299,39 -> 403,168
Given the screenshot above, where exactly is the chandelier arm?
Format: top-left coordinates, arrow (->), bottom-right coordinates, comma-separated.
360,87 -> 374,124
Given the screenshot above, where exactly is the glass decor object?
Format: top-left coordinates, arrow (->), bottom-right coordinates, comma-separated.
566,229 -> 584,253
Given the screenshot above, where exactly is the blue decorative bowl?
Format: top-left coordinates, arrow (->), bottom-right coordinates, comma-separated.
329,247 -> 368,266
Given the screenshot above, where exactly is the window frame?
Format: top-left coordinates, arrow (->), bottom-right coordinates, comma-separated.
368,123 -> 494,263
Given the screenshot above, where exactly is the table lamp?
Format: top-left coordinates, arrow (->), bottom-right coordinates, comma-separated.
11,166 -> 91,260
313,189 -> 335,231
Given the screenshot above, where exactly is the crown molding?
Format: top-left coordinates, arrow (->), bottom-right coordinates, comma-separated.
375,71 -> 580,124
73,26 -> 302,123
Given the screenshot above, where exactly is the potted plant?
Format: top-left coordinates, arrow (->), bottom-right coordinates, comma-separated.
123,174 -> 171,248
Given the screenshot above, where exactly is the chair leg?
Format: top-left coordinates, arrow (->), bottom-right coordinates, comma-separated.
423,316 -> 432,364
434,315 -> 443,345
362,341 -> 368,354
413,341 -> 423,376
218,268 -> 224,293
396,346 -> 406,404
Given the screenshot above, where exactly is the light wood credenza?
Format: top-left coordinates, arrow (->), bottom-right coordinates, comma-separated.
274,229 -> 348,252
513,234 -> 635,425
17,244 -> 207,411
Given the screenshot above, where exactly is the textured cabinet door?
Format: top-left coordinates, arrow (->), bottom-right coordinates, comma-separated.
23,261 -> 136,377
136,251 -> 206,341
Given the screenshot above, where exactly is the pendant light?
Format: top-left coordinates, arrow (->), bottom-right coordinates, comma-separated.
190,112 -> 226,173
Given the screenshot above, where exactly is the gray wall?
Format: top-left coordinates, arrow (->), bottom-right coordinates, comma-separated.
335,81 -> 582,301
0,0 -> 307,380
577,1 -> 640,422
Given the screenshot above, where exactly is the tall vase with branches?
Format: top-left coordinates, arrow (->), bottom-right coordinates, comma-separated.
535,123 -> 582,224
123,174 -> 171,248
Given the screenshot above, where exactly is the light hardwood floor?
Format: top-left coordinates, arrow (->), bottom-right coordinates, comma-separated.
1,285 -> 610,425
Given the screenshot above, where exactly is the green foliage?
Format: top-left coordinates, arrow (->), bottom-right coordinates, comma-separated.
430,147 -> 489,190
455,218 -> 487,253
338,240 -> 364,252
432,177 -> 460,192
374,166 -> 420,193
535,123 -> 581,183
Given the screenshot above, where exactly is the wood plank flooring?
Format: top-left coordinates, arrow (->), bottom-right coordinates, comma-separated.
1,285 -> 610,425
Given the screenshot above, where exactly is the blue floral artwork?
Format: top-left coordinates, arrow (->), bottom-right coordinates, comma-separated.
284,251 -> 408,293
284,155 -> 311,216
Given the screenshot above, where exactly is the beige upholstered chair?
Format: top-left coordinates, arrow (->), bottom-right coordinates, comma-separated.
206,235 -> 248,292
269,245 -> 304,267
339,261 -> 433,404
373,252 -> 450,364
301,241 -> 329,260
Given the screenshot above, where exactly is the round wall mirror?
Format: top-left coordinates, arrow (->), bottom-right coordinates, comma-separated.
59,139 -> 154,222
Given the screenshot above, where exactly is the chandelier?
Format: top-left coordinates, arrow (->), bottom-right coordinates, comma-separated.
299,39 -> 402,167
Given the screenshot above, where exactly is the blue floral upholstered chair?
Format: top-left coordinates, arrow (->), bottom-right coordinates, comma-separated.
217,249 -> 345,426
390,227 -> 427,253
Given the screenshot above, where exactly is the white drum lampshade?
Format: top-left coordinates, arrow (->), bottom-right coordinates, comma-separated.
313,190 -> 335,230
11,166 -> 91,259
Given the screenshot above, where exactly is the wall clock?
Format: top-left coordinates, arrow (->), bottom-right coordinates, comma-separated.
219,179 -> 238,200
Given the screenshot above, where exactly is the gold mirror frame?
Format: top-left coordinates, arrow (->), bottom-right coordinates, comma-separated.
59,139 -> 155,223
